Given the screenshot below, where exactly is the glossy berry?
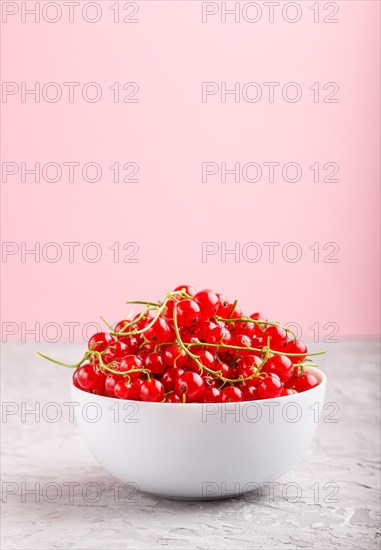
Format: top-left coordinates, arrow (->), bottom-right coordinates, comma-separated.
164,344 -> 188,367
161,367 -> 185,392
103,341 -> 130,365
105,376 -> 117,397
77,364 -> 105,391
194,289 -> 220,320
140,379 -> 165,402
257,374 -> 282,399
144,318 -> 171,344
174,372 -> 205,402
72,369 -> 82,389
145,352 -> 166,374
280,387 -> 296,396
203,376 -> 220,388
203,387 -> 221,402
238,355 -> 262,379
176,300 -> 201,327
119,335 -> 140,354
264,325 -> 287,351
240,384 -> 259,401
88,332 -> 115,353
173,284 -> 197,297
164,299 -> 177,319
234,334 -> 254,357
114,380 -> 133,399
165,393 -> 181,403
194,350 -> 215,372
250,312 -> 268,323
294,373 -> 318,392
221,386 -> 244,402
114,319 -> 130,334
283,339 -> 307,364
119,355 -> 143,378
263,355 -> 294,383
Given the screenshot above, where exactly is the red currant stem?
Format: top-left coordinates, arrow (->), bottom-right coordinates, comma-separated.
227,299 -> 238,319
182,394 -> 186,404
117,291 -> 187,339
36,351 -> 88,369
90,351 -> 149,379
125,300 -> 160,307
99,316 -> 114,329
186,341 -> 325,358
216,315 -> 278,328
284,327 -> 298,341
110,306 -> 153,336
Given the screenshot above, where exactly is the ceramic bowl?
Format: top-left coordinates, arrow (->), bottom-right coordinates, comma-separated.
71,366 -> 326,499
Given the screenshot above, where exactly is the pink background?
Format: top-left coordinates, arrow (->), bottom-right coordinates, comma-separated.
1,0 -> 380,340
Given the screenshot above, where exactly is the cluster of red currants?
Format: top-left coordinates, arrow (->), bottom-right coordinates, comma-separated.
40,285 -> 321,403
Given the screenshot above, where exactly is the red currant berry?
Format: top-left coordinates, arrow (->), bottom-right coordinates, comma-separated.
105,375 -> 118,397
115,380 -> 135,399
114,320 -> 130,334
240,384 -> 259,401
161,367 -> 185,392
294,373 -> 318,392
280,387 -> 296,396
194,350 -> 215,372
164,299 -> 177,319
103,341 -> 130,365
283,340 -> 308,364
72,369 -> 82,389
238,355 -> 262,379
257,374 -> 282,399
216,294 -> 229,316
250,312 -> 268,323
234,334 -> 254,357
174,372 -> 205,402
145,352 -> 166,374
138,342 -> 155,361
221,386 -> 244,402
164,344 -> 188,367
88,332 -> 115,353
203,376 -> 220,388
264,326 -> 287,351
203,387 -> 221,402
176,300 -> 201,327
118,355 -> 143,378
217,362 -> 233,379
140,379 -> 164,402
165,393 -> 181,403
173,284 -> 197,297
144,318 -> 171,344
77,364 -> 105,391
263,355 -> 294,383
119,336 -> 140,354
194,289 -> 220,320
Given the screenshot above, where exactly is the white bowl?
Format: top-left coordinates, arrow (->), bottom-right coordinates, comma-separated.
71,367 -> 326,500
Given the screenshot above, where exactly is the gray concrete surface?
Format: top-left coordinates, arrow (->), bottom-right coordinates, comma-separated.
1,341 -> 380,549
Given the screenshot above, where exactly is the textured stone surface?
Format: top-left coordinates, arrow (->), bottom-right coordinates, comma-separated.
1,341 -> 380,549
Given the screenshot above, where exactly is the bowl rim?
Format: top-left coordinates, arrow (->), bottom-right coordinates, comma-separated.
71,366 -> 326,406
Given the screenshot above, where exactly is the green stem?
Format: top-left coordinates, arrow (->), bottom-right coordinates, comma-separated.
100,316 -> 114,330
126,300 -> 161,307
227,299 -> 238,319
187,340 -> 324,358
